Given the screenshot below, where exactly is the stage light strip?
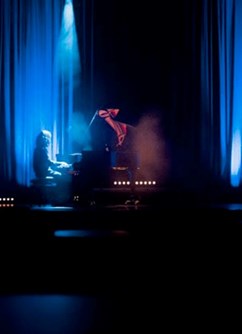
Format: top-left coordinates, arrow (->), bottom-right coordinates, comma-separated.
0,197 -> 15,208
113,181 -> 156,186
0,197 -> 15,201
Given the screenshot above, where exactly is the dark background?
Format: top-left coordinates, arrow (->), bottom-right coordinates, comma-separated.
73,0 -> 197,112
73,0 -> 204,188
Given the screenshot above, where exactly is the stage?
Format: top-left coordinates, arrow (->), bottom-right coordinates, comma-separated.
0,185 -> 242,333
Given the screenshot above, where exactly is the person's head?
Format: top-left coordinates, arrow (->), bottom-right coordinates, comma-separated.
36,129 -> 51,148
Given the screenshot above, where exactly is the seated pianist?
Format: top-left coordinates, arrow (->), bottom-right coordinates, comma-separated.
33,129 -> 72,180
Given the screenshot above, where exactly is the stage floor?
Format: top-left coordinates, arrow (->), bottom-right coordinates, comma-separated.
0,186 -> 242,333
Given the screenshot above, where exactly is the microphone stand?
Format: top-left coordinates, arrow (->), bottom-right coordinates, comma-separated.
88,110 -> 98,128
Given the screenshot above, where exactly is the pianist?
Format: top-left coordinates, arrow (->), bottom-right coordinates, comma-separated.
33,129 -> 71,180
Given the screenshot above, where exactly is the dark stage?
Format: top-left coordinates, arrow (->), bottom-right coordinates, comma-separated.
0,184 -> 242,333
1,0 -> 242,332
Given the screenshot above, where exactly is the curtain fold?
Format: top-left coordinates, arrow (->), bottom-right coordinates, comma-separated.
0,0 -> 76,189
201,0 -> 242,187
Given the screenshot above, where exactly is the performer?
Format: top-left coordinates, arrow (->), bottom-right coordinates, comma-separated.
33,129 -> 72,204
97,108 -> 140,204
33,129 -> 71,179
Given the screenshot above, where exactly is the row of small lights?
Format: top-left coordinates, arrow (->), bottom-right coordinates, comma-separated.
0,197 -> 15,207
113,180 -> 156,186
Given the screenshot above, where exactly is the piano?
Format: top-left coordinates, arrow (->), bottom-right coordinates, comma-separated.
71,150 -> 111,190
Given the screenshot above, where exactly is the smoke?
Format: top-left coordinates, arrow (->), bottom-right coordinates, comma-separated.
134,112 -> 170,183
71,112 -> 92,151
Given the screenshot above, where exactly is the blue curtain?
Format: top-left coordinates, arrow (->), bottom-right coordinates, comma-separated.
201,0 -> 242,187
0,0 -> 81,189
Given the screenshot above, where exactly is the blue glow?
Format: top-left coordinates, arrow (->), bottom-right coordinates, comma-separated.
231,130 -> 241,186
71,112 -> 92,150
230,0 -> 242,186
54,229 -> 112,238
31,205 -> 74,212
63,3 -> 74,49
54,229 -> 129,238
1,0 -> 84,187
58,1 -> 81,82
8,1 -> 72,186
58,0 -> 85,155
55,230 -> 93,237
202,0 -> 242,187
0,295 -> 95,333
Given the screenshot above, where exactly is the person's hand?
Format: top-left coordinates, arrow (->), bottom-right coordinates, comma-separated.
57,162 -> 71,168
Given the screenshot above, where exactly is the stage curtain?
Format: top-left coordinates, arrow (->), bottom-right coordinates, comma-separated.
0,0 -> 74,189
200,0 -> 242,188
